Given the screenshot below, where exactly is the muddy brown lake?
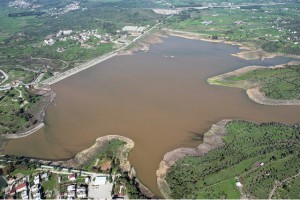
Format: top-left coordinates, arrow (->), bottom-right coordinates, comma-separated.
4,36 -> 300,196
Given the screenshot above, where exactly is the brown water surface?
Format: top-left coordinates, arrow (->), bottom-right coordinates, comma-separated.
4,36 -> 300,196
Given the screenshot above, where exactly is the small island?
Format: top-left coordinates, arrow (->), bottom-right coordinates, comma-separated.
207,62 -> 300,105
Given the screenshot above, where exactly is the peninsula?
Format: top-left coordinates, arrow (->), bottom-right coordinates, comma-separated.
208,61 -> 300,105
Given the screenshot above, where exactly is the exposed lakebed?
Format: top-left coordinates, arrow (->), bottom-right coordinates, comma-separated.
3,36 -> 300,196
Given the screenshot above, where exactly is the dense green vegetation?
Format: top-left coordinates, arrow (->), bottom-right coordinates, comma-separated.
166,120 -> 300,199
0,87 -> 41,134
115,172 -> 149,199
83,139 -> 125,171
165,3 -> 300,55
274,176 -> 300,199
224,65 -> 300,100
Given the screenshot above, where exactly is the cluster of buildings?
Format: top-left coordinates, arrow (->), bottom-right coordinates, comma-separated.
4,172 -> 50,199
44,29 -> 113,49
44,38 -> 55,46
8,0 -> 31,8
63,183 -> 88,199
272,16 -> 299,44
1,166 -> 115,199
152,9 -> 180,15
47,2 -> 81,16
122,26 -> 146,36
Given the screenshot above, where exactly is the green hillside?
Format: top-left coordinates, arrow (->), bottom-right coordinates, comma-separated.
166,120 -> 300,199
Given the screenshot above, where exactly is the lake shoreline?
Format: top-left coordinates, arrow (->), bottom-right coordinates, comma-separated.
1,135 -> 156,198
2,30 -> 299,143
54,134 -> 157,198
0,87 -> 56,152
207,61 -> 300,105
0,32 -> 164,150
156,119 -> 231,198
164,29 -> 300,60
2,30 -> 300,197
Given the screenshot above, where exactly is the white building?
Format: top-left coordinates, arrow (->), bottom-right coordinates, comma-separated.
34,175 -> 40,185
67,185 -> 76,192
77,187 -> 87,198
93,176 -> 107,186
122,26 -> 145,33
44,39 -> 55,46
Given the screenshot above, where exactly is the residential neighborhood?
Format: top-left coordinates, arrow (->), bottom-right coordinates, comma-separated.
0,159 -> 129,199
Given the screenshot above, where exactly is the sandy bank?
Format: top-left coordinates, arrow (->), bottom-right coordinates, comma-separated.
156,119 -> 231,199
164,29 -> 300,60
207,61 -> 300,106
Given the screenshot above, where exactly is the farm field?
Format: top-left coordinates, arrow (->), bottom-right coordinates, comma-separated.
166,120 -> 300,199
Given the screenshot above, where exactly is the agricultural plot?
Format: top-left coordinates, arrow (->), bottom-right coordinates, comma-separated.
166,120 -> 300,199
166,4 -> 300,55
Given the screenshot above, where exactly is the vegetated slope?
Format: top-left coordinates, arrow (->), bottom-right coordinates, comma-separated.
223,65 -> 300,100
0,88 -> 40,134
165,120 -> 300,199
165,3 -> 300,55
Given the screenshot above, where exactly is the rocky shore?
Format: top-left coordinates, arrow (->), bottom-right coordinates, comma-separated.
156,119 -> 231,199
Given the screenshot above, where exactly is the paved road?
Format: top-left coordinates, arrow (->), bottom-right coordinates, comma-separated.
40,15 -> 173,86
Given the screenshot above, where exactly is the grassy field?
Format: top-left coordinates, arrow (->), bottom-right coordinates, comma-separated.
165,3 -> 300,55
0,7 -> 38,42
11,168 -> 37,176
83,139 -> 125,172
165,120 -> 300,199
274,176 -> 300,199
43,174 -> 58,191
213,65 -> 300,100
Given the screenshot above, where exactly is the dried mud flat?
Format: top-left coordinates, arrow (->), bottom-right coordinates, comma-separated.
118,33 -> 164,55
156,119 -> 231,199
208,61 -> 300,106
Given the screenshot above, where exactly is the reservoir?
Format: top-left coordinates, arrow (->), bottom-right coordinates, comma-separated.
3,36 -> 300,196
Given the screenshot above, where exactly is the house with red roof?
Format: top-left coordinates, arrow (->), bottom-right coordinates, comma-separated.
15,183 -> 27,193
